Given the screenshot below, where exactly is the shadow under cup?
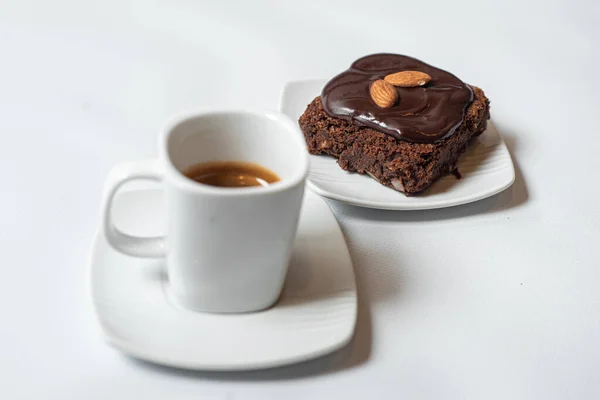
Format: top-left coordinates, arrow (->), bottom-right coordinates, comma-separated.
161,111 -> 309,313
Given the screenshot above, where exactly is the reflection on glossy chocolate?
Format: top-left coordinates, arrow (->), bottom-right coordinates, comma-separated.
321,54 -> 473,143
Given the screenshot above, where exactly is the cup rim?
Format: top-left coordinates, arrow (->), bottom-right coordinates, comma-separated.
159,109 -> 309,196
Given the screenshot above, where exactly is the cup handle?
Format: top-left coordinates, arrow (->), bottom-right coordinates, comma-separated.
102,159 -> 166,258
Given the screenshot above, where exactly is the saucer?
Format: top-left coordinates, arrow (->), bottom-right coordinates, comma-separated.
280,79 -> 515,210
91,188 -> 357,370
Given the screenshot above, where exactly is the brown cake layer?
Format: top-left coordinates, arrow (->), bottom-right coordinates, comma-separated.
299,85 -> 490,195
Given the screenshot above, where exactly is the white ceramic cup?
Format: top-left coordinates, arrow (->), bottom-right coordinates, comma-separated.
101,110 -> 309,313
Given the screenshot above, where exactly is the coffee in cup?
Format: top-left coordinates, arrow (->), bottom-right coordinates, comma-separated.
101,110 -> 309,313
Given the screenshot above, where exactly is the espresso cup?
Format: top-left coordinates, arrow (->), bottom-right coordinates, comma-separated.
101,110 -> 309,313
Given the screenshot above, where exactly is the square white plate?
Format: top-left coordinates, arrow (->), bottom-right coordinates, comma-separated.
91,189 -> 357,370
281,79 -> 515,210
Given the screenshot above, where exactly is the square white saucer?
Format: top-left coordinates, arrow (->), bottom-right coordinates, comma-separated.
280,79 -> 515,210
90,188 -> 357,370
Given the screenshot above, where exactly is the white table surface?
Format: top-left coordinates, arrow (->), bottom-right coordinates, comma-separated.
1,0 -> 599,399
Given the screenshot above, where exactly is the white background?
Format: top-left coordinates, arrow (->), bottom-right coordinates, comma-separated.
1,0 -> 599,399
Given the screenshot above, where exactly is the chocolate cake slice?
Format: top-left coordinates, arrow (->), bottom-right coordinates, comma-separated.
299,54 -> 490,195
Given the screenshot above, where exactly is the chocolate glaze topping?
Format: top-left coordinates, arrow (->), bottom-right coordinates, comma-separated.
321,54 -> 473,143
